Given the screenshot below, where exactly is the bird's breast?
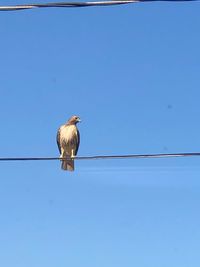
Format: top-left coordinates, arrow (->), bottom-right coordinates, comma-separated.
60,125 -> 78,143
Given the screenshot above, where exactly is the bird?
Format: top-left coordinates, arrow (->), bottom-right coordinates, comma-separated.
57,115 -> 81,171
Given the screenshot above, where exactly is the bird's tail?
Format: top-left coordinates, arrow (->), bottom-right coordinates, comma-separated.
61,157 -> 74,171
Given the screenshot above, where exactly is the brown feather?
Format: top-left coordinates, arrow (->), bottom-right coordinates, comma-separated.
61,159 -> 74,171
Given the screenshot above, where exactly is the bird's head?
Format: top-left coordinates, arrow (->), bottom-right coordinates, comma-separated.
67,115 -> 81,125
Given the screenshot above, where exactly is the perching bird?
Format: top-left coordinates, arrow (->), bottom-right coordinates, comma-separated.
57,115 -> 81,171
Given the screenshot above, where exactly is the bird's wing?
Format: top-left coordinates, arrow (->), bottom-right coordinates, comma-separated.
74,129 -> 80,155
75,129 -> 80,155
56,127 -> 61,154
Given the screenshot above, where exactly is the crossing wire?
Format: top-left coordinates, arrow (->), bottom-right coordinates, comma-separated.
0,152 -> 200,161
0,0 -> 198,11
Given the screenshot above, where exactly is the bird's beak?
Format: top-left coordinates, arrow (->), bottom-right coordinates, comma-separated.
77,118 -> 81,122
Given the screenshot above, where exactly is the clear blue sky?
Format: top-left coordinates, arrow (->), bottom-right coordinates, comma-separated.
0,1 -> 200,266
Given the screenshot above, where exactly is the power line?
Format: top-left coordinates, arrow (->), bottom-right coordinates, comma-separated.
0,152 -> 200,161
0,1 -> 141,11
0,0 -> 198,11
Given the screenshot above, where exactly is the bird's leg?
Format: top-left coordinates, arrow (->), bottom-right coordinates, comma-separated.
71,149 -> 75,159
60,148 -> 64,159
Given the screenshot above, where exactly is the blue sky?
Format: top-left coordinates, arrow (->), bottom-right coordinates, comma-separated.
0,1 -> 200,266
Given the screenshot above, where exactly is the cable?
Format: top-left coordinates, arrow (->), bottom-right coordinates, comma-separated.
0,152 -> 200,161
0,1 -> 139,11
0,0 -> 198,11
